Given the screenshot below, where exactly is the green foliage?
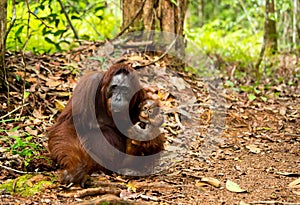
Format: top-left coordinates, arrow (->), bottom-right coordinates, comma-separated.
9,135 -> 39,157
0,126 -> 44,167
188,0 -> 264,28
170,0 -> 178,6
184,0 -> 299,102
224,80 -> 269,102
186,20 -> 263,68
225,80 -> 239,92
6,0 -> 121,53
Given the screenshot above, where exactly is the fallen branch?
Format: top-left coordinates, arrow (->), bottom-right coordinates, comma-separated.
75,187 -> 121,198
73,194 -> 144,205
141,37 -> 177,67
0,164 -> 28,174
92,180 -> 195,190
58,187 -> 121,198
0,103 -> 29,120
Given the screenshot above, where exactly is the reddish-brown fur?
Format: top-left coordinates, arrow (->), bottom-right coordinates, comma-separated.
126,99 -> 165,156
47,64 -> 165,186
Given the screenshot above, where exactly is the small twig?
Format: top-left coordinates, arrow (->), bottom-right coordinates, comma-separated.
57,0 -> 80,42
0,195 -> 13,199
92,180 -> 195,190
249,201 -> 300,205
24,0 -> 52,29
276,171 -> 300,177
141,37 -> 178,67
73,194 -> 138,205
57,187 -> 122,198
19,52 -> 28,117
91,181 -> 127,189
120,40 -> 153,47
138,183 -> 195,189
272,133 -> 300,138
139,194 -> 159,202
0,103 -> 29,120
112,0 -> 147,40
27,11 -> 53,29
12,178 -> 18,192
0,164 -> 28,174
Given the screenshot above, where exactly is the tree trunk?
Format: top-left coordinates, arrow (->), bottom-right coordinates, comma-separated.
0,0 -> 7,89
200,0 -> 205,26
121,0 -> 188,69
292,0 -> 298,49
122,0 -> 187,35
122,0 -> 144,32
264,0 -> 277,54
255,0 -> 278,78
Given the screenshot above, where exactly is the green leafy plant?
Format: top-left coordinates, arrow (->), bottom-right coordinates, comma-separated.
1,126 -> 44,167
9,135 -> 40,157
186,21 -> 262,69
6,0 -> 121,53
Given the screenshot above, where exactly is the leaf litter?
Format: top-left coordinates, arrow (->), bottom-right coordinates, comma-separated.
0,43 -> 299,204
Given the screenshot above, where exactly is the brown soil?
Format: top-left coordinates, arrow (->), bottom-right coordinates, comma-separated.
0,50 -> 299,205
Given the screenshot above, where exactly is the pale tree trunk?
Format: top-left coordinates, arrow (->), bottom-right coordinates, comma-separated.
0,0 -> 7,89
213,0 -> 220,16
292,0 -> 298,49
200,0 -> 204,26
298,0 -> 300,44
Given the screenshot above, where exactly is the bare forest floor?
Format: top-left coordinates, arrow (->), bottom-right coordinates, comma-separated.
0,45 -> 299,205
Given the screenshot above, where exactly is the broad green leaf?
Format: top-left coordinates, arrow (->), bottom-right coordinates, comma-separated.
260,96 -> 267,102
240,85 -> 252,93
225,80 -> 234,88
170,0 -> 178,6
254,88 -> 261,94
15,25 -> 24,36
248,93 -> 256,101
24,91 -> 30,99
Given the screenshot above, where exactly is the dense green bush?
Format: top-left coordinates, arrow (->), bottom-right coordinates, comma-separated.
186,20 -> 263,69
6,0 -> 121,53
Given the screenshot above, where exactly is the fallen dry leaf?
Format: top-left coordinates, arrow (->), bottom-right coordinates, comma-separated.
195,181 -> 208,187
239,201 -> 250,205
46,79 -> 61,87
126,181 -> 137,192
201,177 -> 221,188
226,180 -> 247,193
120,190 -> 139,200
170,76 -> 188,91
246,144 -> 261,154
54,100 -> 66,112
25,126 -> 38,136
32,109 -> 46,119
